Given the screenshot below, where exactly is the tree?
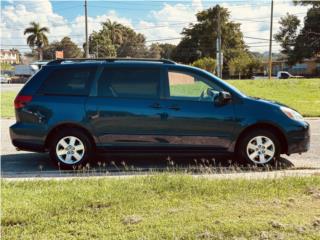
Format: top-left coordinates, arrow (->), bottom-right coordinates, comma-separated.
228,53 -> 251,79
43,37 -> 82,60
116,25 -> 147,58
158,43 -> 176,59
24,22 -> 49,60
292,7 -> 320,62
274,14 -> 300,56
88,31 -> 116,58
247,54 -> 264,77
293,0 -> 320,7
147,43 -> 162,58
171,5 -> 246,72
87,20 -> 147,58
102,20 -> 123,46
275,2 -> 320,64
192,57 -> 216,73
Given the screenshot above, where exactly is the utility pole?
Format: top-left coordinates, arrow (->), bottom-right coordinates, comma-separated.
96,44 -> 99,58
268,0 -> 274,79
216,7 -> 222,79
84,0 -> 89,58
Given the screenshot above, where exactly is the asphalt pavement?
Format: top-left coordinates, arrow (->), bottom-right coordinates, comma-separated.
1,118 -> 319,178
1,83 -> 24,92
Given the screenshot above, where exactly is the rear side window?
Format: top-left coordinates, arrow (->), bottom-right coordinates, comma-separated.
39,67 -> 96,96
98,67 -> 160,99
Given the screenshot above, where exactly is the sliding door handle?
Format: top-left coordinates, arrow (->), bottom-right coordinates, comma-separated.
149,103 -> 162,109
168,105 -> 180,111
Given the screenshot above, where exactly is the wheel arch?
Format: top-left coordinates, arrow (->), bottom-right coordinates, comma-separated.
45,123 -> 97,150
234,122 -> 288,154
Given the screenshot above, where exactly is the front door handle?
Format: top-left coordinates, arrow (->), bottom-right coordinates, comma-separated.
89,112 -> 100,120
168,105 -> 180,111
149,103 -> 162,109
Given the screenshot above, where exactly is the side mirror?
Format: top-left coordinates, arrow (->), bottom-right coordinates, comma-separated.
214,91 -> 232,106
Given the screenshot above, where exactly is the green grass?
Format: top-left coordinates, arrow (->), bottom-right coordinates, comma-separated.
0,91 -> 16,118
2,175 -> 320,239
227,78 -> 320,117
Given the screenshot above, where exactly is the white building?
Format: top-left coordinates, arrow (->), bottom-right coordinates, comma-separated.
0,49 -> 20,64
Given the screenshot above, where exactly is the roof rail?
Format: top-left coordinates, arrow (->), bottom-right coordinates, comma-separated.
47,58 -> 176,65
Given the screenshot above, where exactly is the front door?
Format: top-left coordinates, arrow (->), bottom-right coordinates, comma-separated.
159,68 -> 236,150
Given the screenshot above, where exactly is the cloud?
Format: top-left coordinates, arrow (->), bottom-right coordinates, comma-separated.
222,1 -> 309,52
0,0 -> 133,53
136,0 -> 203,45
1,0 -> 71,51
0,0 -> 311,54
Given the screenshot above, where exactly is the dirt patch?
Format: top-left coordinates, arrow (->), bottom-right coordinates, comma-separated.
305,187 -> 320,199
87,201 -> 112,209
122,215 -> 143,225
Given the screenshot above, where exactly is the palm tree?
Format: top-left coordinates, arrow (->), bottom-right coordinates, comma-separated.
102,20 -> 123,46
24,22 -> 49,60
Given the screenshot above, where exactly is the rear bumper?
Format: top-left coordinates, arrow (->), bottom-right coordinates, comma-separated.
10,122 -> 47,152
287,121 -> 310,155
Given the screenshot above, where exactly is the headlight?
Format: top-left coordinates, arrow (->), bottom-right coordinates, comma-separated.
280,106 -> 304,121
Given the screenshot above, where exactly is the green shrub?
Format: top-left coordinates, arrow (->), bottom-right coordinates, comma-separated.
192,57 -> 216,73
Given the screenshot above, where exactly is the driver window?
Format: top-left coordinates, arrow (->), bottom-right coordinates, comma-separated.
168,70 -> 221,102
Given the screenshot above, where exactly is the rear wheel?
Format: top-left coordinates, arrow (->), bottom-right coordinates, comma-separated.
49,129 -> 93,169
237,129 -> 280,165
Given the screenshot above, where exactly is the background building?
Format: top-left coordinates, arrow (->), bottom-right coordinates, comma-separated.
0,49 -> 20,64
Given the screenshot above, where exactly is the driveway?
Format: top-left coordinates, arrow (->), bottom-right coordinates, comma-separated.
1,118 -> 319,178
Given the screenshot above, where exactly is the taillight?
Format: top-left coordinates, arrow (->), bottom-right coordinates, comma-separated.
14,95 -> 33,109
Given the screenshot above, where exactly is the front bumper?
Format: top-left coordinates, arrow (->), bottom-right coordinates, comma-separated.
287,121 -> 310,155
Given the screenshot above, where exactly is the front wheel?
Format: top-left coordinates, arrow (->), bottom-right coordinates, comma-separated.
237,129 -> 280,165
49,129 -> 93,169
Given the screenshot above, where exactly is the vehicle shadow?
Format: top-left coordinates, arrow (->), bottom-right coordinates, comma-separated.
1,151 -> 295,178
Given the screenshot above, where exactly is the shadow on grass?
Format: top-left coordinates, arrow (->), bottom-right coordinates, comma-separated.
1,151 -> 295,178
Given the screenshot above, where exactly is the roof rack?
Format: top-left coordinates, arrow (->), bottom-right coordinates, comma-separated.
47,58 -> 176,65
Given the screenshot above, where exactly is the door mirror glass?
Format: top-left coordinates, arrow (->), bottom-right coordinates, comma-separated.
214,91 -> 232,106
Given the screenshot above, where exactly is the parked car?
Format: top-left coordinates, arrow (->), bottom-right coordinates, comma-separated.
0,75 -> 11,84
252,71 -> 303,80
277,71 -> 303,79
10,58 -> 310,169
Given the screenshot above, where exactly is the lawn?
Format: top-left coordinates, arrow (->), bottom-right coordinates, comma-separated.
0,91 -> 16,118
2,175 -> 320,239
228,78 -> 320,117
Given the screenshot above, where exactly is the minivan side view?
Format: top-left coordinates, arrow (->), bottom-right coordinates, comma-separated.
10,58 -> 310,169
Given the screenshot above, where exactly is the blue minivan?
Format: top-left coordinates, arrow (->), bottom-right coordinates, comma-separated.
10,58 -> 310,169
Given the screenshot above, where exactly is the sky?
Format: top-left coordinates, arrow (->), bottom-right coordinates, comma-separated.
0,0 -> 311,54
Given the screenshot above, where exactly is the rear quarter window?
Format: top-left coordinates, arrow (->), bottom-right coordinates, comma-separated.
38,67 -> 96,96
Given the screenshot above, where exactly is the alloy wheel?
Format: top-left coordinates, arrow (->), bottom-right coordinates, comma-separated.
55,136 -> 85,164
246,136 -> 275,164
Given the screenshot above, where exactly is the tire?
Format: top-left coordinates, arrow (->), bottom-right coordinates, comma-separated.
237,129 -> 280,165
49,129 -> 93,169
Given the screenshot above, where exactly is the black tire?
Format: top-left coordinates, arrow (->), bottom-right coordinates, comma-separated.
49,128 -> 93,169
237,129 -> 280,166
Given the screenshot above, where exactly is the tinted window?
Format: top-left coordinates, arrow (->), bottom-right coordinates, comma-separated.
168,70 -> 223,102
98,67 -> 160,99
39,67 -> 96,96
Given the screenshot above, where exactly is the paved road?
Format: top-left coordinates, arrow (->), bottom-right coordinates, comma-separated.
1,83 -> 24,92
1,118 -> 319,178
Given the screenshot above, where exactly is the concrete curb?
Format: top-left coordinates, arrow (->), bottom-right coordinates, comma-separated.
2,169 -> 320,181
